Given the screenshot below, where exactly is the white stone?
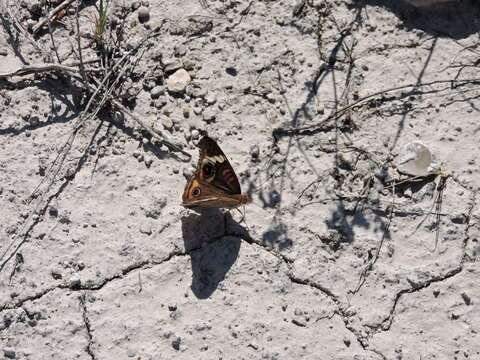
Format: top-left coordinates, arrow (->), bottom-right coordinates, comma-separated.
166,69 -> 191,93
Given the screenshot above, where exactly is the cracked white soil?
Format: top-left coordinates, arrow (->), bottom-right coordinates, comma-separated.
1,0 -> 480,359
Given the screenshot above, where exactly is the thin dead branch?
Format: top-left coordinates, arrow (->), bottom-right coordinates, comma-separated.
32,0 -> 77,34
275,78 -> 480,136
0,63 -> 100,78
75,0 -> 87,86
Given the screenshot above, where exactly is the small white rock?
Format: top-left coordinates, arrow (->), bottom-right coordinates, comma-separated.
162,117 -> 174,131
191,129 -> 200,140
150,85 -> 164,99
144,155 -> 153,168
166,69 -> 191,93
395,141 -> 440,176
137,6 -> 150,22
69,273 -> 81,289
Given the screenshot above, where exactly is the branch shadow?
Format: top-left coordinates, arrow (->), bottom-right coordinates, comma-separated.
181,210 -> 241,299
0,76 -> 84,136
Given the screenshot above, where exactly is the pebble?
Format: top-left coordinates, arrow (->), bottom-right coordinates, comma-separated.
250,144 -> 259,159
164,59 -> 182,73
183,167 -> 194,179
3,348 -> 15,359
161,117 -> 173,131
127,348 -> 136,357
126,37 -> 139,51
50,267 -> 62,280
225,65 -> 238,76
183,58 -> 196,70
166,69 -> 191,93
162,331 -> 173,339
48,204 -> 59,217
139,223 -> 152,235
205,92 -> 217,105
132,150 -> 142,159
150,85 -> 164,99
0,49 -> 8,56
343,337 -> 351,347
138,6 -> 150,22
174,44 -> 187,57
69,273 -> 81,289
162,104 -> 174,116
191,129 -> 200,140
131,1 -> 141,10
449,312 -> 460,320
24,0 -> 40,13
266,93 -> 276,103
144,155 -> 153,168
395,141 -> 436,176
25,19 -> 36,31
154,97 -> 167,109
185,85 -> 194,97
450,213 -> 466,224
144,79 -> 156,90
182,107 -> 190,118
172,336 -> 181,350
168,304 -> 177,311
192,87 -> 207,98
151,48 -> 163,61
202,108 -> 216,123
144,197 -> 167,219
461,292 -> 471,305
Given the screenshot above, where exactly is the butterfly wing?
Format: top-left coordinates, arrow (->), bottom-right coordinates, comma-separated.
196,136 -> 242,195
182,177 -> 242,208
181,135 -> 250,209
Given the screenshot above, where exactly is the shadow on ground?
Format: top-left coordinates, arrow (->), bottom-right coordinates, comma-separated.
364,0 -> 480,39
181,209 -> 242,299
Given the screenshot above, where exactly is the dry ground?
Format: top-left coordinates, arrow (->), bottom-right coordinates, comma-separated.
0,0 -> 479,359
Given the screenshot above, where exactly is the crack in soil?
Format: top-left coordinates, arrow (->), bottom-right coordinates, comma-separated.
379,189 -> 478,333
235,189 -> 479,359
381,265 -> 463,332
288,275 -> 339,302
79,293 -> 96,360
0,225 -> 234,313
287,274 -> 385,358
1,191 -> 476,360
0,249 -> 186,312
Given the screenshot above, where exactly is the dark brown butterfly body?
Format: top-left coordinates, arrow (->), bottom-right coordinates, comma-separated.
182,136 -> 252,209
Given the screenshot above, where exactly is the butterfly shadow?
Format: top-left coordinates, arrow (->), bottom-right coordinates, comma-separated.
181,209 -> 242,299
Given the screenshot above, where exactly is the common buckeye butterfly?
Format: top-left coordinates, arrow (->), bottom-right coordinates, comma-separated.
182,136 -> 252,209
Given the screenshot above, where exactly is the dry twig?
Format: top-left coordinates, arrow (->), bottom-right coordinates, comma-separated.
32,0 -> 77,34
0,63 -> 99,78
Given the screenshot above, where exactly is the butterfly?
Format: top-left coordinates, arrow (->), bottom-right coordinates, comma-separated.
182,136 -> 252,209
